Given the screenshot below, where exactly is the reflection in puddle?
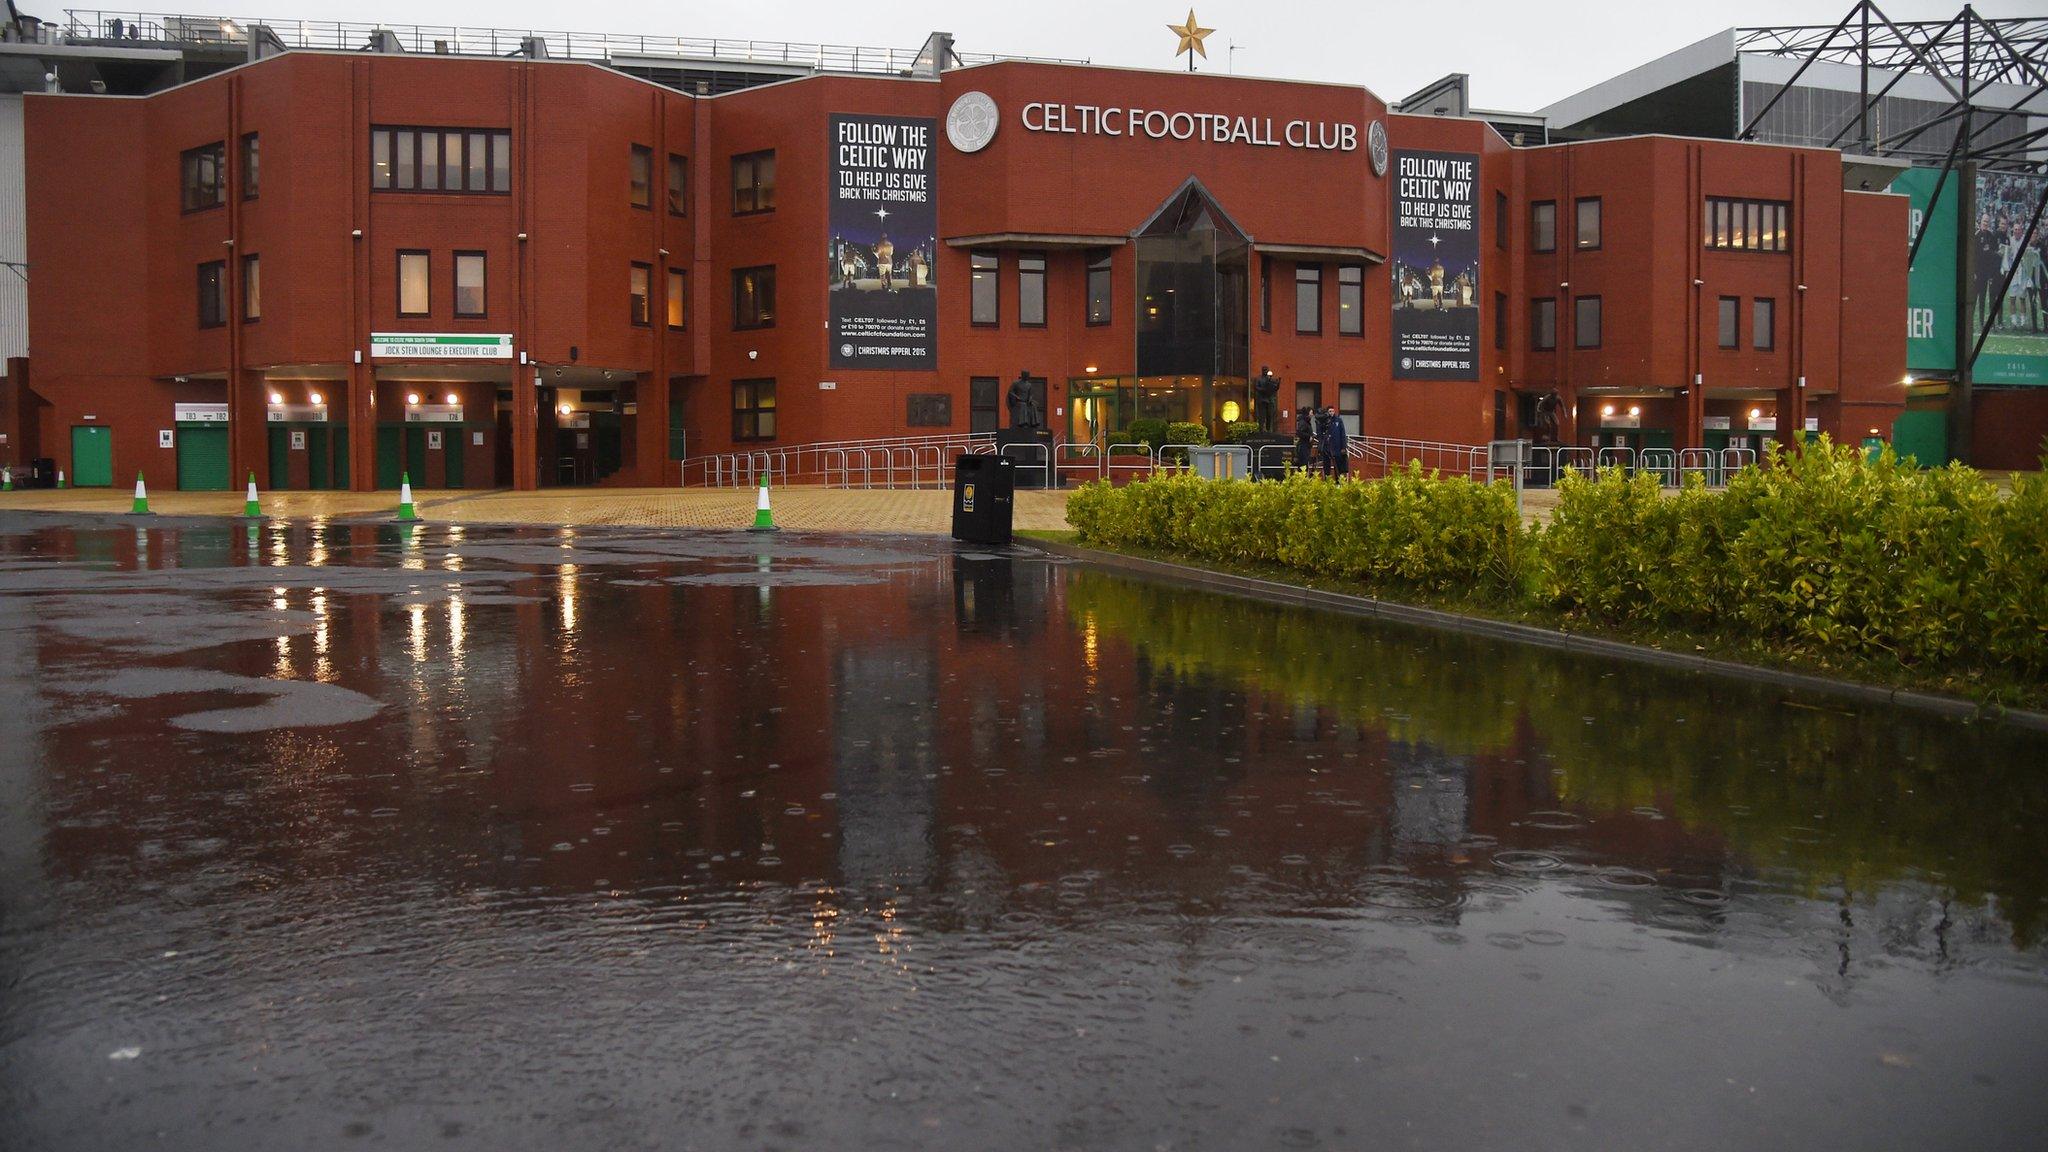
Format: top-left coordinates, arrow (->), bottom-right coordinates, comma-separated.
0,515 -> 2045,1151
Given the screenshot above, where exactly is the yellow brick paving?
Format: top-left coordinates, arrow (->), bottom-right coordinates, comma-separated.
0,485 -> 1081,534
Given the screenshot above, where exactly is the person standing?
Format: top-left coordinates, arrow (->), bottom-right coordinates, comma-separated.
1293,406 -> 1314,471
1321,406 -> 1349,478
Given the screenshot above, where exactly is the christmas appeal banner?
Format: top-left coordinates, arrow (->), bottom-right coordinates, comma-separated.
1390,149 -> 1480,381
828,115 -> 939,370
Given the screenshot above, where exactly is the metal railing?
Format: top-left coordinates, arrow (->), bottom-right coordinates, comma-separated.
682,430 -> 998,489
1347,435 -> 1490,481
55,10 -> 1086,73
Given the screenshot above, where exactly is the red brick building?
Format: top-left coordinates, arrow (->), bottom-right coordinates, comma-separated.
11,47 -> 1906,490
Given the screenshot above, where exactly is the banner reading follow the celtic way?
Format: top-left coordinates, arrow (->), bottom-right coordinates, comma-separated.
1390,149 -> 1480,381
828,115 -> 939,370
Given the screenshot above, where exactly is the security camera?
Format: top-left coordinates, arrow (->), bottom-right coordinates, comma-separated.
517,232 -> 528,242
350,228 -> 363,239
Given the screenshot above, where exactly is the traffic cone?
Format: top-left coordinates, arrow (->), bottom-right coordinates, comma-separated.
56,469 -> 66,489
2,465 -> 11,491
130,472 -> 152,515
749,479 -> 777,532
243,472 -> 261,518
396,472 -> 417,522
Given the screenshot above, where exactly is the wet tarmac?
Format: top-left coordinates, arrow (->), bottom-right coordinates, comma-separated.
1,511 -> 2045,1151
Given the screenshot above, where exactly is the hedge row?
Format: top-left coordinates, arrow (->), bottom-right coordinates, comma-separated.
1064,440 -> 2048,679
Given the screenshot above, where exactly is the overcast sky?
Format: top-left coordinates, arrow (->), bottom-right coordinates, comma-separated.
35,0 -> 2005,110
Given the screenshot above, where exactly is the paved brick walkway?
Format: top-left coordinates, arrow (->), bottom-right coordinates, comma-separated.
0,484 -> 1078,534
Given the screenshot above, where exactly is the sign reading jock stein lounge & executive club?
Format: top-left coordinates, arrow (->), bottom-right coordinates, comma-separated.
370,333 -> 516,359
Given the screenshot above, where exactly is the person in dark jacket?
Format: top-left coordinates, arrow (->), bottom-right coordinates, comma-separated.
1321,407 -> 1349,477
1293,407 -> 1314,471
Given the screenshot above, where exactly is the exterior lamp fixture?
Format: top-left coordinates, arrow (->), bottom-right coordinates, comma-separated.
308,391 -> 324,406
444,392 -> 458,405
406,393 -> 421,406
1902,375 -> 1914,386
1601,404 -> 1615,416
1084,365 -> 1098,374
558,403 -> 573,416
1869,427 -> 1881,436
1749,407 -> 1762,420
351,229 -> 363,239
268,391 -> 283,405
1219,400 -> 1241,422
1627,405 -> 1641,417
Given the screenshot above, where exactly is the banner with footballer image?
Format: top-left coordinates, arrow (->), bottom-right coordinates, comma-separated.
1390,149 -> 1480,381
828,114 -> 939,370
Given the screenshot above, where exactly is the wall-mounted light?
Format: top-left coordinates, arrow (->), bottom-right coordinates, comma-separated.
748,350 -> 758,360
222,238 -> 235,247
351,228 -> 363,239
406,392 -> 421,406
517,232 -> 528,242
268,391 -> 283,405
1868,427 -> 1881,436
1749,407 -> 1762,420
1627,405 -> 1641,418
1796,284 -> 1808,292
1219,400 -> 1241,423
1084,365 -> 1098,375
558,403 -> 573,416
1902,375 -> 1914,386
1692,278 -> 1703,286
1601,404 -> 1615,416
444,392 -> 458,406
658,248 -> 669,257
309,391 -> 324,406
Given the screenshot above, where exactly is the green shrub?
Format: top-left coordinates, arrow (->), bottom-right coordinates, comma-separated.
1122,419 -> 1170,452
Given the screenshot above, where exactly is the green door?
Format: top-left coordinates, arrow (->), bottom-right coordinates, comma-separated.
332,426 -> 351,490
375,425 -> 402,489
1892,409 -> 1948,468
1642,429 -> 1675,452
445,427 -> 465,488
70,425 -> 113,487
175,424 -> 230,490
307,426 -> 331,491
268,426 -> 291,490
405,426 -> 428,485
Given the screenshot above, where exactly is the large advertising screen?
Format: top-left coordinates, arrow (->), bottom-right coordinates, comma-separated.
828,115 -> 938,371
1893,167 -> 2048,386
1390,149 -> 1480,381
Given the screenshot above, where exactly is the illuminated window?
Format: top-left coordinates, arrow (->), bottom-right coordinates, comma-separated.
732,378 -> 776,441
371,127 -> 511,193
397,251 -> 430,316
240,254 -> 261,322
630,262 -> 651,327
630,145 -> 652,208
731,150 -> 776,215
1338,264 -> 1363,335
454,252 -> 486,317
667,269 -> 686,330
732,265 -> 776,329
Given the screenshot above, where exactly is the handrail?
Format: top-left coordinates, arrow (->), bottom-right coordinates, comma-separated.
1596,445 -> 1636,473
681,430 -> 999,488
1639,447 -> 1679,488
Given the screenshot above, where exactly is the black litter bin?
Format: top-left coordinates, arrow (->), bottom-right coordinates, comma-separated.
29,457 -> 58,489
952,454 -> 1016,546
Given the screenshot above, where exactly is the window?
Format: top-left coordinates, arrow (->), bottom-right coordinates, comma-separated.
397,250 -> 430,316
1531,201 -> 1556,253
1718,296 -> 1740,348
197,260 -> 226,328
969,377 -> 1001,434
1338,265 -> 1363,336
731,150 -> 776,214
629,145 -> 652,208
370,127 -> 511,193
1531,297 -> 1557,350
732,265 -> 775,329
1086,250 -> 1113,326
667,269 -> 686,330
970,251 -> 999,326
240,254 -> 261,322
1259,255 -> 1272,332
1494,290 -> 1507,349
1295,382 -> 1322,413
667,154 -> 688,215
454,251 -> 486,317
1295,264 -> 1322,334
630,263 -> 652,326
1704,197 -> 1791,252
1753,297 -> 1776,350
1574,295 -> 1602,348
240,133 -> 259,200
732,378 -> 776,441
1575,197 -> 1601,250
181,142 -> 225,212
1018,253 -> 1046,327
1339,383 -> 1363,437
1495,191 -> 1508,249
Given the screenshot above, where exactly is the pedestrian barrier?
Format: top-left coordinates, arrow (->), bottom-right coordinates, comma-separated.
1678,447 -> 1717,486
1721,446 -> 1758,476
1105,443 -> 1156,484
1055,442 -> 1104,486
684,430 -> 996,489
1596,445 -> 1637,474
1639,448 -> 1679,487
1001,439 -> 1053,488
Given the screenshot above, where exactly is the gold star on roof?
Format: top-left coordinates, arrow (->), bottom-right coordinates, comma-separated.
1168,9 -> 1214,62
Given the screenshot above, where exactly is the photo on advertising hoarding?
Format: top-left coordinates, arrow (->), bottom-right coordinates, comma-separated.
1390,149 -> 1480,381
1893,168 -> 1958,373
829,114 -> 938,370
1971,171 -> 2048,386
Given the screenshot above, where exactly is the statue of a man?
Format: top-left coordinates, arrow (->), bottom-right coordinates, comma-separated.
1532,390 -> 1561,445
1250,366 -> 1281,434
1007,372 -> 1041,431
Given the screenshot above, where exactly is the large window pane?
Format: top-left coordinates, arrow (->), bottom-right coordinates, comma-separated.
491,132 -> 511,192
733,266 -> 776,329
1338,264 -> 1362,335
1574,295 -> 1601,348
668,154 -> 687,215
395,130 -> 416,189
468,132 -> 488,189
1753,298 -> 1775,350
971,252 -> 999,325
1086,250 -> 1112,325
1018,253 -> 1046,327
455,252 -> 485,317
398,251 -> 430,316
241,254 -> 261,321
372,129 -> 392,189
667,269 -> 686,329
630,145 -> 652,208
1576,197 -> 1601,249
1531,297 -> 1556,350
630,263 -> 651,326
1718,296 -> 1739,347
1295,264 -> 1321,334
420,131 -> 440,190
1532,201 -> 1556,252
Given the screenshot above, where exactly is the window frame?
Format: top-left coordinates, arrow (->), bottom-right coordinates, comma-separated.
1017,252 -> 1047,328
240,133 -> 259,201
667,153 -> 688,216
1493,290 -> 1507,350
667,268 -> 687,331
731,265 -> 776,330
629,144 -> 653,209
970,251 -> 1000,327
453,250 -> 487,318
196,259 -> 227,328
1337,264 -> 1364,336
1338,383 -> 1364,437
181,142 -> 226,214
629,261 -> 653,327
1495,191 -> 1509,250
1703,196 -> 1792,252
1294,263 -> 1323,335
1085,249 -> 1113,327
1574,294 -> 1603,349
1530,296 -> 1557,351
1753,297 -> 1776,351
396,249 -> 431,318
1575,197 -> 1602,251
731,378 -> 777,442
240,253 -> 261,323
370,126 -> 512,194
1531,200 -> 1557,253
1259,255 -> 1272,332
1717,295 -> 1740,349
731,149 -> 776,216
